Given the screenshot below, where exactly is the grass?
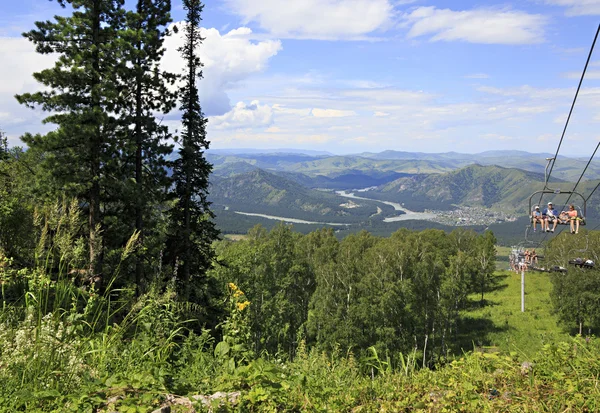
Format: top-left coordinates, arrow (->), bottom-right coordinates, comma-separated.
462,269 -> 570,359
223,234 -> 248,241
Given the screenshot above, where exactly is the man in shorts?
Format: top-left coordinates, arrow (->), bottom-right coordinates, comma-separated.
543,202 -> 558,233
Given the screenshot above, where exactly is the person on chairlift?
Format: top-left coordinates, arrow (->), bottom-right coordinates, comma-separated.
566,204 -> 580,234
532,205 -> 545,232
543,202 -> 558,233
530,249 -> 538,265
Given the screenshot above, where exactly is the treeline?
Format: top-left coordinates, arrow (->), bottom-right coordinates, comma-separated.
2,0 -> 218,307
210,224 -> 497,366
546,231 -> 600,335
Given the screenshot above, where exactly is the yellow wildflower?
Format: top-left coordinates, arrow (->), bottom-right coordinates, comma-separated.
234,290 -> 244,298
236,301 -> 250,311
228,282 -> 238,291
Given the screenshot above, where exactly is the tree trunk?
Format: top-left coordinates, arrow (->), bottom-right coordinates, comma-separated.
89,0 -> 103,287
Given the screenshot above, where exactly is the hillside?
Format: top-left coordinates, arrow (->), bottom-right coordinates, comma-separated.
364,164 -> 563,213
209,169 -> 396,223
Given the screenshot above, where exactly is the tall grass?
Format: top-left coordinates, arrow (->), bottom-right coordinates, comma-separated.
0,199 -> 192,411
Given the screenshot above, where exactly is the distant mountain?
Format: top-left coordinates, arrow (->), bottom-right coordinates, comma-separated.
286,156 -> 455,175
206,150 -> 599,182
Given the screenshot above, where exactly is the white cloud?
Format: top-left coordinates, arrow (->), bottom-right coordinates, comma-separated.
209,100 -> 273,129
223,0 -> 394,40
374,111 -> 390,117
311,108 -> 357,118
0,37 -> 57,145
543,0 -> 600,16
0,27 -> 281,145
272,104 -> 312,116
403,7 -> 547,44
161,25 -> 281,116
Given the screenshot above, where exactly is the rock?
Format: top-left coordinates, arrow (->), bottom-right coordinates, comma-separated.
151,407 -> 171,413
520,361 -> 533,375
192,391 -> 241,410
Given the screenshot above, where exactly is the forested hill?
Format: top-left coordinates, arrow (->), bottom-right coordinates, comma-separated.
209,169 -> 393,222
366,164 -> 562,212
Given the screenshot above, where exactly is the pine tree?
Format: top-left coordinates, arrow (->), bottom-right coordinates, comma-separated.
15,0 -> 126,283
168,0 -> 218,300
118,0 -> 177,293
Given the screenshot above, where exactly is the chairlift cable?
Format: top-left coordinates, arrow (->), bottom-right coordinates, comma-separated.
534,24 -> 600,244
536,23 -> 600,211
559,141 -> 600,212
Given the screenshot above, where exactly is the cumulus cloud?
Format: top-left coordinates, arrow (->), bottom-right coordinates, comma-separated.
0,37 -> 57,145
543,0 -> 600,16
209,100 -> 273,129
0,25 -> 281,145
403,7 -> 547,44
161,25 -> 281,116
223,0 -> 394,40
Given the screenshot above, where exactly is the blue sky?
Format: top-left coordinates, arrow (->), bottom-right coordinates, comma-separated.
1,0 -> 600,155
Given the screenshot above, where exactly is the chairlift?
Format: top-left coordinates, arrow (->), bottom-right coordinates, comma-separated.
529,265 -> 568,273
568,257 -> 595,269
528,190 -> 587,229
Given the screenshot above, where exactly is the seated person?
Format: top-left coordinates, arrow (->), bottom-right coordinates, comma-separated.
530,249 -> 538,265
566,204 -> 580,234
543,202 -> 558,233
524,250 -> 531,263
518,260 -> 528,271
532,206 -> 545,232
558,211 -> 570,225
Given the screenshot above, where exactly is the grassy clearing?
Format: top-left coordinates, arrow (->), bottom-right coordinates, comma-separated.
462,269 -> 570,359
223,234 -> 248,241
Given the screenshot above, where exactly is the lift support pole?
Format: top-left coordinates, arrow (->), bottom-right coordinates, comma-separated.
521,269 -> 525,312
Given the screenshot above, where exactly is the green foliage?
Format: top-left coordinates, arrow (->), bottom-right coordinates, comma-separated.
0,147 -> 37,264
546,230 -> 600,334
211,225 -> 509,368
210,224 -> 315,357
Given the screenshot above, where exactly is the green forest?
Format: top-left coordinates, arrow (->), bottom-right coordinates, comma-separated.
2,0 -> 600,411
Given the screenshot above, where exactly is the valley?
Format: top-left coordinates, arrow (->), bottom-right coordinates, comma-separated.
208,149 -> 600,242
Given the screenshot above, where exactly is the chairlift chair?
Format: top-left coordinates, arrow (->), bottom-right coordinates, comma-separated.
528,190 -> 587,228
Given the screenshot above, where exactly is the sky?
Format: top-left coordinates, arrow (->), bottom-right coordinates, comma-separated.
1,0 -> 600,155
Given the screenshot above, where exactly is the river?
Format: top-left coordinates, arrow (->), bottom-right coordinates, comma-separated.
335,191 -> 437,222
234,211 -> 351,226
231,190 -> 437,226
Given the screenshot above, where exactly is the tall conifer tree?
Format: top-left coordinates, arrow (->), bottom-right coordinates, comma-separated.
118,0 -> 177,292
16,0 -> 126,282
168,0 -> 218,299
